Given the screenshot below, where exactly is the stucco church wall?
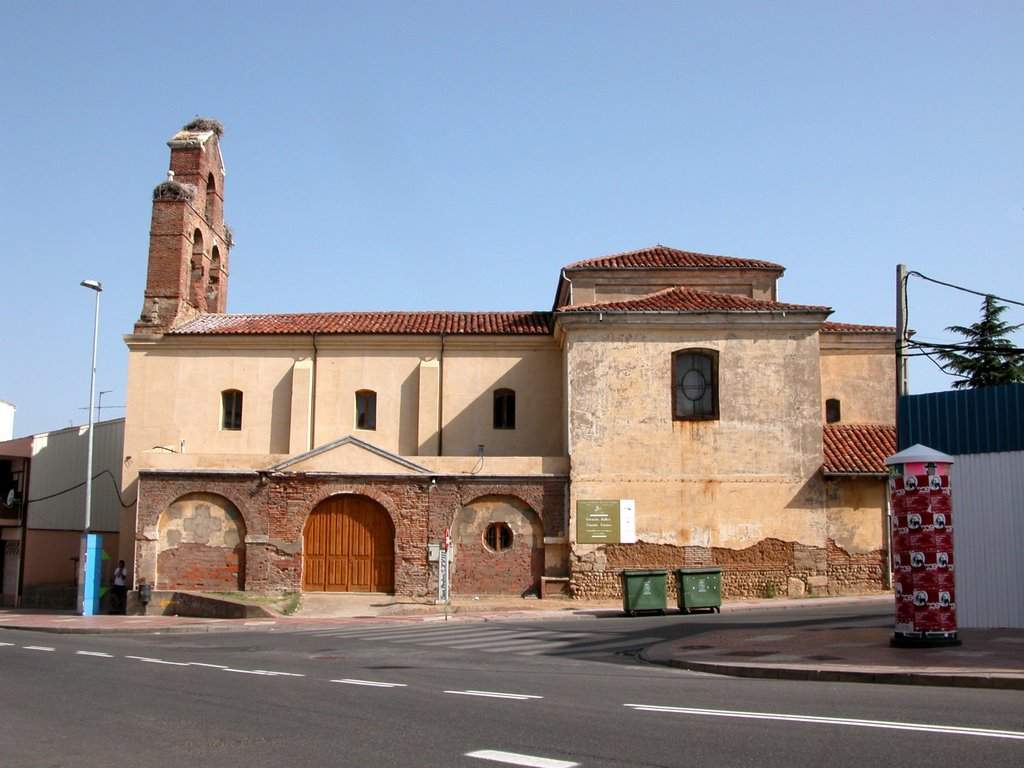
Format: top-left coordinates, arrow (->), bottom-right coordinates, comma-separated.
563,322 -> 869,598
565,268 -> 780,305
819,338 -> 895,424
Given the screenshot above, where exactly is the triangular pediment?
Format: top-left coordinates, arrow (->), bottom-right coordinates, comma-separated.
266,435 -> 429,475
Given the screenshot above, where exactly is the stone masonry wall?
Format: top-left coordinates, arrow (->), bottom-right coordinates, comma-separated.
135,471 -> 566,597
570,537 -> 886,600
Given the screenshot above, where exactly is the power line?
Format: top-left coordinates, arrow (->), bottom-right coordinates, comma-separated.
27,469 -> 136,509
907,270 -> 1024,308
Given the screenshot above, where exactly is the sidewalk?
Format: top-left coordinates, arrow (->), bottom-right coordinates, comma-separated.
642,613 -> 1024,691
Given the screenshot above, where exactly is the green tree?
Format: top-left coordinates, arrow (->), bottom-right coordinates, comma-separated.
936,295 -> 1024,389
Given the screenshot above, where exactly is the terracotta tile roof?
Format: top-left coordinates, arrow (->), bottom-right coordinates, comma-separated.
559,286 -> 830,314
563,245 -> 784,272
169,311 -> 553,336
822,424 -> 896,475
821,321 -> 896,334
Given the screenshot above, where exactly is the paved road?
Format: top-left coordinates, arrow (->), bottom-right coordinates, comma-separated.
2,603 -> 1022,767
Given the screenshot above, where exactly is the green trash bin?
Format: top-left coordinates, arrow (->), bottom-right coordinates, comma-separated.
621,569 -> 668,616
676,568 -> 722,614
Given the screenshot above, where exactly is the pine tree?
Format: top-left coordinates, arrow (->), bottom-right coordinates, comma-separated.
936,295 -> 1024,389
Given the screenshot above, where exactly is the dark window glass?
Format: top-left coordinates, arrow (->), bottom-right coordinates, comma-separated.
826,398 -> 842,424
356,390 -> 377,430
221,390 -> 243,430
484,522 -> 513,552
672,350 -> 718,420
493,389 -> 516,429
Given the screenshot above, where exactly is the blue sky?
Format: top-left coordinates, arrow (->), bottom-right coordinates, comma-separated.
2,2 -> 1022,436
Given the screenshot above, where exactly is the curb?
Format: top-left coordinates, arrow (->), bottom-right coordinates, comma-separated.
639,650 -> 1024,691
0,622 -> 250,636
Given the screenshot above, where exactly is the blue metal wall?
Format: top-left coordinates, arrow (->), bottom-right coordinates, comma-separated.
898,383 -> 1024,455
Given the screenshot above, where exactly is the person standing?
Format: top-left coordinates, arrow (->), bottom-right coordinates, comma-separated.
111,560 -> 127,615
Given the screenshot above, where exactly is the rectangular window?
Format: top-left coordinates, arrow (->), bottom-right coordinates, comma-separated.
221,390 -> 243,430
493,389 -> 516,429
672,349 -> 719,420
356,390 -> 377,430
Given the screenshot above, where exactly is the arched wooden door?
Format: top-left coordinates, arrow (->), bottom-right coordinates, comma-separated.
302,496 -> 395,592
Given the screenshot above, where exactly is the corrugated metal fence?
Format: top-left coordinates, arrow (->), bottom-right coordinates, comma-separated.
898,383 -> 1024,454
900,385 -> 1024,628
951,452 -> 1024,629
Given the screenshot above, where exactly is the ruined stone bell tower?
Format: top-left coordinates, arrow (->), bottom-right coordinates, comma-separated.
134,118 -> 232,334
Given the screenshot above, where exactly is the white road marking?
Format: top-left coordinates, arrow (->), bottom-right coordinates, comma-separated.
444,690 -> 543,701
624,704 -> 1024,741
466,749 -> 578,767
0,641 -> 15,646
189,662 -> 229,669
124,655 -> 188,666
23,646 -> 55,652
221,668 -> 304,677
76,651 -> 113,658
331,679 -> 408,688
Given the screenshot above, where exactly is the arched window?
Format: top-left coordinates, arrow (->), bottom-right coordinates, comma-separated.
205,173 -> 216,221
672,349 -> 719,420
826,398 -> 842,424
190,229 -> 205,277
493,388 -> 516,430
221,389 -> 243,430
355,390 -> 376,431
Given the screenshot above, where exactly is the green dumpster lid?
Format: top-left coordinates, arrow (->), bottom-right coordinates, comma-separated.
621,569 -> 668,576
676,567 -> 722,574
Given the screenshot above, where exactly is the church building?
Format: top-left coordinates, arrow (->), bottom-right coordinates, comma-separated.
121,120 -> 896,602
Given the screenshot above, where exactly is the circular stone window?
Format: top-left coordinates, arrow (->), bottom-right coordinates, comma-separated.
484,522 -> 514,552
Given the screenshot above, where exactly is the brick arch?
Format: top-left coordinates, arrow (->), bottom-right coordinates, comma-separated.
301,486 -> 401,533
460,489 -> 540,518
452,494 -> 544,597
156,492 -> 246,591
137,479 -> 255,537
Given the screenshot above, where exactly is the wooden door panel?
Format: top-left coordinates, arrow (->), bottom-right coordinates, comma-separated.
303,496 -> 394,592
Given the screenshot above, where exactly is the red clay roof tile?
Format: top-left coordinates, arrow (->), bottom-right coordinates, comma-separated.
563,245 -> 784,272
559,286 -> 830,314
169,311 -> 553,336
821,321 -> 896,334
822,424 -> 896,475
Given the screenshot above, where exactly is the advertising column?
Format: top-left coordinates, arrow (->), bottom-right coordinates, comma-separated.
885,444 -> 959,647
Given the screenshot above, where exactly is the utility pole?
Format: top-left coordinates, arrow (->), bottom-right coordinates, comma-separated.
896,264 -> 909,399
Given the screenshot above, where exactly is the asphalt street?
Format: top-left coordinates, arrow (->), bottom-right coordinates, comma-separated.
2,603 -> 1022,767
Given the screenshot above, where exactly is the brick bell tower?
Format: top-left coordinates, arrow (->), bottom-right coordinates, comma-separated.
134,118 -> 232,334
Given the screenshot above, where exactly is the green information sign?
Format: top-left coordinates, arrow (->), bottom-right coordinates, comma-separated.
577,500 -> 621,544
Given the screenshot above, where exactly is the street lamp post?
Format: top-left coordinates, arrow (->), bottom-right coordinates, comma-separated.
78,279 -> 102,615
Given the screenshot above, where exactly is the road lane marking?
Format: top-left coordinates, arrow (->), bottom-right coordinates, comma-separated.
331,679 -> 408,688
624,705 -> 1024,741
124,655 -> 188,666
76,651 -> 113,658
444,690 -> 543,701
189,662 -> 229,668
23,646 -> 55,652
0,642 -> 15,646
466,749 -> 578,767
221,668 -> 304,677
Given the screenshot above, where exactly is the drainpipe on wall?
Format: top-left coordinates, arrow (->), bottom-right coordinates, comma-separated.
437,332 -> 445,456
16,456 -> 31,608
884,488 -> 893,590
310,333 -> 319,450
